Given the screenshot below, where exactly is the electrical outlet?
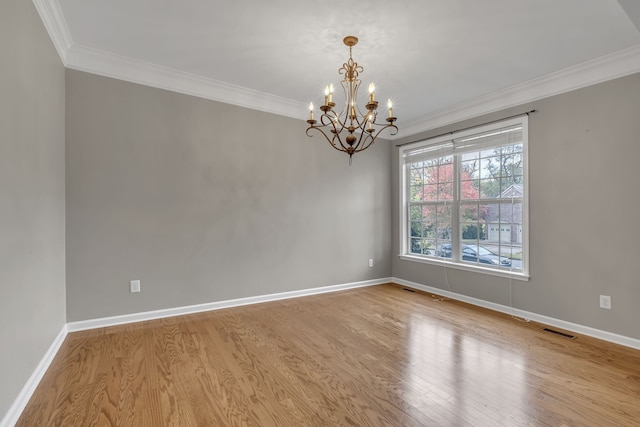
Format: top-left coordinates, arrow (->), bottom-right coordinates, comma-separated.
599,295 -> 611,310
369,259 -> 374,268
130,280 -> 141,293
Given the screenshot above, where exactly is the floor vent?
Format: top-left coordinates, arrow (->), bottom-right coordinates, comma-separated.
542,328 -> 576,340
402,288 -> 416,293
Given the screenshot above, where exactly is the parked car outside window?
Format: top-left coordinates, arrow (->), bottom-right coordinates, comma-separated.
437,243 -> 512,267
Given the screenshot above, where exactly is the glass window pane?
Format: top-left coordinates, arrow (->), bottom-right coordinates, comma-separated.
460,203 -> 478,221
409,205 -> 422,220
461,161 -> 479,180
460,179 -> 479,199
409,166 -> 423,186
496,202 -> 522,224
479,203 -> 493,222
438,183 -> 453,200
422,184 -> 438,201
422,206 -> 436,223
410,185 -> 423,202
424,165 -> 437,182
436,225 -> 451,240
437,164 -> 453,183
461,243 -> 479,263
410,238 -> 422,254
479,180 -> 500,198
423,224 -> 436,240
437,204 -> 452,220
481,157 -> 499,179
501,177 -> 523,194
410,222 -> 422,237
422,239 -> 436,255
461,223 -> 481,240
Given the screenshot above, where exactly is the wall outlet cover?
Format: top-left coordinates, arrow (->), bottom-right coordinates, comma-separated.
130,280 -> 141,293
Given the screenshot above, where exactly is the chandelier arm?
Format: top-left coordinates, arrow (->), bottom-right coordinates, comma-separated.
352,123 -> 399,153
322,113 -> 350,149
306,125 -> 355,154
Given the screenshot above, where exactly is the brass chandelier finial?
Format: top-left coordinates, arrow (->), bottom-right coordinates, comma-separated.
306,36 -> 398,163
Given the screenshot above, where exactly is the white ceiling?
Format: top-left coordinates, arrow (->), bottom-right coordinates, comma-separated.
37,0 -> 640,137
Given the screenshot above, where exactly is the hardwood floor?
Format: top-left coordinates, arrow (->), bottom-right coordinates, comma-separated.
17,283 -> 640,426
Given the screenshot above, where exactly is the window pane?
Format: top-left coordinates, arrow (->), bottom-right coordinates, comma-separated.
460,203 -> 478,221
410,165 -> 423,186
437,163 -> 453,183
460,179 -> 479,200
410,184 -> 423,202
436,240 -> 451,258
423,224 -> 436,240
461,243 -> 479,263
422,206 -> 436,223
409,205 -> 422,220
479,179 -> 500,198
424,165 -> 437,182
422,239 -> 436,255
410,238 -> 422,254
422,184 -> 438,201
461,222 -> 482,240
438,182 -> 453,200
480,157 -> 499,179
501,177 -> 523,194
410,221 -> 422,237
492,202 -> 522,222
479,203 -> 492,222
460,160 -> 480,179
437,204 -> 452,220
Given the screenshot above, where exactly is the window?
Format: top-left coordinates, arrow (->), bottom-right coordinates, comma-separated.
399,116 -> 528,279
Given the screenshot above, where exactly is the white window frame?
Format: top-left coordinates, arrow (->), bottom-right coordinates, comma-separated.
399,116 -> 530,280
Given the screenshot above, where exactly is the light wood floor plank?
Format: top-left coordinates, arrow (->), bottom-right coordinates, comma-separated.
16,283 -> 640,426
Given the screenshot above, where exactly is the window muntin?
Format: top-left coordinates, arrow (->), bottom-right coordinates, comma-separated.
401,117 -> 528,277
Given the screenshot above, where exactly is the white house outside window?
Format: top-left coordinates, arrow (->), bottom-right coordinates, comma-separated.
399,116 -> 529,279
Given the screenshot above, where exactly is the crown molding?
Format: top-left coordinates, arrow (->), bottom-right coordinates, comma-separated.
397,44 -> 640,138
32,0 -> 640,132
65,44 -> 308,120
32,0 -> 72,64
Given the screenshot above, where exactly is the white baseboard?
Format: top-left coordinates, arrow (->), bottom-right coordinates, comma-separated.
67,278 -> 391,332
0,325 -> 68,427
392,277 -> 640,351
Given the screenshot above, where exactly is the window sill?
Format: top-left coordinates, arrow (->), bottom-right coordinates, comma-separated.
398,254 -> 530,281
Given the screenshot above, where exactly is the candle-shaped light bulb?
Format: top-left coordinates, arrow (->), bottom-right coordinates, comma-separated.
329,83 -> 334,103
324,86 -> 329,106
309,102 -> 314,120
387,99 -> 393,117
368,83 -> 375,102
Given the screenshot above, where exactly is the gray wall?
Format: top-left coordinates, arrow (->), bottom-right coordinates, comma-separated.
392,72 -> 640,340
65,70 -> 392,321
0,0 -> 66,420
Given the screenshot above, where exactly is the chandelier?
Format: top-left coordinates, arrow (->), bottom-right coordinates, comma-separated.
306,36 -> 398,162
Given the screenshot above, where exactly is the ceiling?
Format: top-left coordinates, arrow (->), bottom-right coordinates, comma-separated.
36,0 -> 640,137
